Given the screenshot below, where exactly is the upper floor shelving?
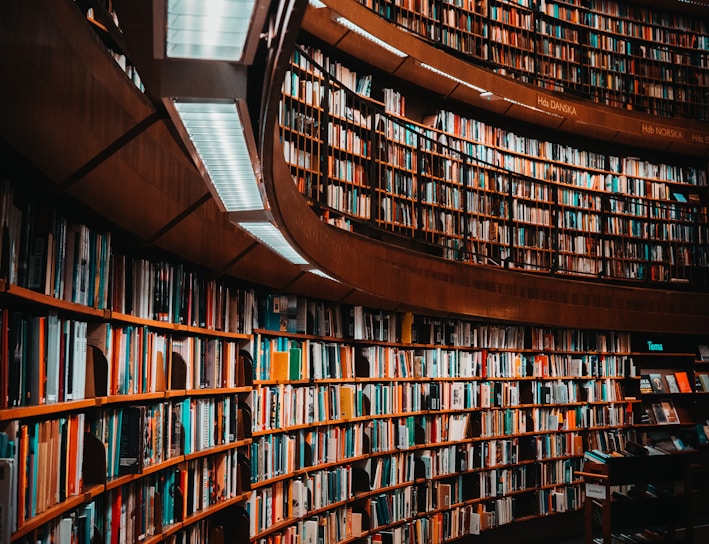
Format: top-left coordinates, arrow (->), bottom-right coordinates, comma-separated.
280,44 -> 709,288
352,0 -> 709,122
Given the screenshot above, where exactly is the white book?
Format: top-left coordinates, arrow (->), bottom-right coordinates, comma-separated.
292,479 -> 306,518
63,320 -> 73,401
58,516 -> 74,544
303,519 -> 318,544
451,382 -> 465,410
73,321 -> 87,401
45,313 -> 61,403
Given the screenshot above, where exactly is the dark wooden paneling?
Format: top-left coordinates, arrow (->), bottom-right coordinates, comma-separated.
0,1 -> 156,182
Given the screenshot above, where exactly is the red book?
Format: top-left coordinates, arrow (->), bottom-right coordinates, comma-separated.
111,490 -> 121,544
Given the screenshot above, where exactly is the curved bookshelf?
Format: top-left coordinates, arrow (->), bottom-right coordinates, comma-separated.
281,43 -> 709,284
249,312 -> 641,542
302,0 -> 709,156
0,229 -> 254,542
253,0 -> 709,334
351,0 -> 709,122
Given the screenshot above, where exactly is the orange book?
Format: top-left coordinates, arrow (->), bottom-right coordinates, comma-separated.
271,351 -> 289,382
18,424 -> 28,526
67,416 -> 77,497
674,371 -> 692,393
340,385 -> 356,420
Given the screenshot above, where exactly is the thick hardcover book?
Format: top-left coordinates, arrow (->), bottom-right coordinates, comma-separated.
118,406 -> 145,475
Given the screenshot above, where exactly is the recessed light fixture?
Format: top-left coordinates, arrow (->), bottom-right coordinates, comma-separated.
173,100 -> 265,212
166,0 -> 257,61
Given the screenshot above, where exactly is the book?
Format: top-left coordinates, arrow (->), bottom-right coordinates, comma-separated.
649,374 -> 666,394
699,344 -> 709,361
437,483 -> 451,509
661,400 -> 680,424
639,375 -> 653,394
698,373 -> 709,392
642,406 -> 657,425
0,458 -> 15,544
118,406 -> 146,474
664,374 -> 679,394
674,371 -> 692,393
652,403 -> 668,424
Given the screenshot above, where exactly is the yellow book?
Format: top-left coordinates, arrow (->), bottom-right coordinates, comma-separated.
271,351 -> 290,382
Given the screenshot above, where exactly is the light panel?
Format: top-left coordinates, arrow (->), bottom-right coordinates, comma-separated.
335,16 -> 407,58
309,269 -> 339,282
419,62 -> 486,93
174,100 -> 264,212
238,222 -> 309,265
166,0 -> 256,61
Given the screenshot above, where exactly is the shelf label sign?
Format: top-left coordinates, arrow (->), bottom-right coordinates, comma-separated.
536,94 -> 577,116
646,340 -> 664,352
691,132 -> 709,144
586,483 -> 607,500
641,123 -> 684,140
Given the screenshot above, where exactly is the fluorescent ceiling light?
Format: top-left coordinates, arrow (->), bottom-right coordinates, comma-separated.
310,269 -> 339,282
335,16 -> 407,57
419,63 -> 486,93
166,0 -> 256,61
238,222 -> 309,265
174,100 -> 264,212
480,91 -> 503,101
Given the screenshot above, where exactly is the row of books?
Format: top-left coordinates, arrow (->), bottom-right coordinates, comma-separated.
0,310 -> 87,408
281,46 -> 709,276
0,184 -> 259,331
441,105 -> 699,180
249,480 -> 575,543
537,485 -> 582,515
0,312 -> 254,409
640,371 -> 693,394
285,44 -> 706,194
362,0 -> 709,117
540,458 -> 583,486
90,398 -> 250,479
640,399 -> 682,426
9,499 -> 100,544
477,402 -> 631,437
0,414 -> 84,532
250,378 -> 626,434
111,255 -> 257,332
247,501 -> 363,544
251,426 -> 589,489
259,301 -> 642,357
102,456 -> 244,544
257,337 -> 373,383
0,185 -> 112,307
258,294 -> 345,338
